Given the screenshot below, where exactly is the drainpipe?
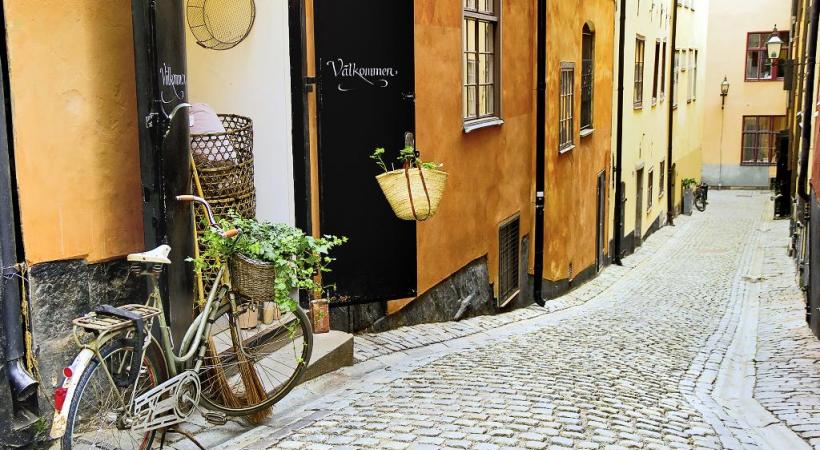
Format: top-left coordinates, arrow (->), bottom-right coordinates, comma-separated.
798,0 -> 820,207
612,0 -> 627,265
0,86 -> 37,401
533,0 -> 547,306
666,0 -> 679,225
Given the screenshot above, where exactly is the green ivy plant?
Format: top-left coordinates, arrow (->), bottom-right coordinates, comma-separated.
682,178 -> 698,190
371,146 -> 443,173
190,212 -> 347,312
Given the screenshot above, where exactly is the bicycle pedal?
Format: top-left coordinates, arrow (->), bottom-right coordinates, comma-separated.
203,411 -> 228,425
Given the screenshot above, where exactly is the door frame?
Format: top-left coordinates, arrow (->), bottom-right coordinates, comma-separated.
635,168 -> 644,245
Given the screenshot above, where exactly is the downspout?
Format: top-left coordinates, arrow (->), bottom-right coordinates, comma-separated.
798,0 -> 820,206
0,58 -> 37,401
533,0 -> 547,306
666,0 -> 679,225
613,0 -> 627,265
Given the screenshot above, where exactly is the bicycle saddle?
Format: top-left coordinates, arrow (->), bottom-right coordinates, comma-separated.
127,245 -> 172,264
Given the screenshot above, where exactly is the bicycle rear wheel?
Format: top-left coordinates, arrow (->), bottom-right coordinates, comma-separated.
62,340 -> 165,450
199,302 -> 313,418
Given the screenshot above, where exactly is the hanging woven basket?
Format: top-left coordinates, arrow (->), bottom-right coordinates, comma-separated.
376,167 -> 448,221
187,0 -> 256,51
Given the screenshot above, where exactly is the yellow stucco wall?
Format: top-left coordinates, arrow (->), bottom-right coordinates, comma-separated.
619,0 -> 674,239
4,0 -> 143,264
671,1 -> 708,207
543,0 -> 615,281
701,0 -> 788,188
414,0 -> 536,297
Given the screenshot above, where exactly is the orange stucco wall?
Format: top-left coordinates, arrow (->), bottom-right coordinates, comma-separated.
414,1 -> 536,297
3,0 -> 143,264
543,0 -> 615,282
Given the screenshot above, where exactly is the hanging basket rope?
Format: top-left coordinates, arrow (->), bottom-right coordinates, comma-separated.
187,0 -> 256,51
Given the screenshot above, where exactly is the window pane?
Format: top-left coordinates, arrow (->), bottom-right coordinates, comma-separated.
774,116 -> 786,129
748,33 -> 761,49
466,19 -> 476,52
480,85 -> 494,116
483,22 -> 494,53
465,0 -> 476,10
479,0 -> 493,13
467,86 -> 477,118
758,116 -> 771,130
743,117 -> 758,131
746,51 -> 759,79
466,54 -> 477,84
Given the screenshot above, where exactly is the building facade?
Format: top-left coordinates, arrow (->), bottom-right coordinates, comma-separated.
701,0 -> 790,188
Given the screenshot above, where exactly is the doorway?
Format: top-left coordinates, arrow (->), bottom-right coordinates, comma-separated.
596,171 -> 606,272
635,168 -> 644,246
314,0 -> 417,302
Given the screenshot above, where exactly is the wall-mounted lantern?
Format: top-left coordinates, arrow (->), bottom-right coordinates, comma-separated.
767,26 -> 784,61
720,76 -> 730,109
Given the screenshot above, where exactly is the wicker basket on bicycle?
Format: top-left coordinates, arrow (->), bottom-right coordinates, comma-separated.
191,114 -> 257,295
228,253 -> 275,304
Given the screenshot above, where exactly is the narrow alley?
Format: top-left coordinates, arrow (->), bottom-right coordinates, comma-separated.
169,192 -> 820,450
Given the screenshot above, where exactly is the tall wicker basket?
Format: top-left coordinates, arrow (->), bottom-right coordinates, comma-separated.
190,114 -> 256,296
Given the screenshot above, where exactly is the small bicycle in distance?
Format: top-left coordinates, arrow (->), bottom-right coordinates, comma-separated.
694,181 -> 709,212
50,195 -> 313,450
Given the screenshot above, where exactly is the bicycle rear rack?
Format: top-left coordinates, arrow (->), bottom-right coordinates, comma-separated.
73,304 -> 161,334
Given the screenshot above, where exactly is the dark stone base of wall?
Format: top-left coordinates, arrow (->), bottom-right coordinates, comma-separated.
541,263 -> 598,301
27,259 -> 141,420
331,236 -> 534,334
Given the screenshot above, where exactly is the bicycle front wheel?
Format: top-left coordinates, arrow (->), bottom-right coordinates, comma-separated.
62,340 -> 165,450
199,302 -> 313,417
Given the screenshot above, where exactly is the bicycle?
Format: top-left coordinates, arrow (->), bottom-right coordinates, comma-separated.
50,195 -> 313,450
694,181 -> 709,212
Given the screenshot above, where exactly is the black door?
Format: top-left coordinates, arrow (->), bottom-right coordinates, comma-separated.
314,0 -> 416,302
131,0 -> 194,344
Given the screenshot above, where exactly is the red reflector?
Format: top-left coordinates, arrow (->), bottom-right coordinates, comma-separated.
54,387 -> 68,411
63,367 -> 73,378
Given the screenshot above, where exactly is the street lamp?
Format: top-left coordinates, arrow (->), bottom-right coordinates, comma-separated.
767,26 -> 784,60
720,76 -> 730,109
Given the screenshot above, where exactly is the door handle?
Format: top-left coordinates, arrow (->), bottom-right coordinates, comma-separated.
401,92 -> 415,101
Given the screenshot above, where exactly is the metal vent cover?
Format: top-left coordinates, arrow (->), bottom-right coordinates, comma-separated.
498,215 -> 521,307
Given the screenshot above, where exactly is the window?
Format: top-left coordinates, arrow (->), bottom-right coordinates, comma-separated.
581,25 -> 594,131
673,50 -> 680,107
634,37 -> 645,108
559,62 -> 575,153
659,161 -> 665,197
647,170 -> 654,209
745,31 -> 789,81
652,40 -> 661,104
741,116 -> 786,165
660,41 -> 667,100
463,0 -> 500,122
692,50 -> 698,101
687,50 -> 693,102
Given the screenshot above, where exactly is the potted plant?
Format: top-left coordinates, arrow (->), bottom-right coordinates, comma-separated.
371,146 -> 448,221
681,178 -> 697,216
192,212 -> 346,330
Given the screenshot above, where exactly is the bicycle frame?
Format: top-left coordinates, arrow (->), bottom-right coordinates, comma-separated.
50,264 -> 238,439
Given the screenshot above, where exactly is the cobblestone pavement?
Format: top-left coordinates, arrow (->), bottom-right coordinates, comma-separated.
181,191 -> 820,450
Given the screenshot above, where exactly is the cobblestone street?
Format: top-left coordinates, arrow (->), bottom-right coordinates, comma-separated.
185,191 -> 820,450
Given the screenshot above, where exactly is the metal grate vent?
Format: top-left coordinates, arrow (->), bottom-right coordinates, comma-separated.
498,215 -> 520,307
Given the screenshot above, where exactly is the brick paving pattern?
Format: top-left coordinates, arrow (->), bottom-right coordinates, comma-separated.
189,191 -> 820,450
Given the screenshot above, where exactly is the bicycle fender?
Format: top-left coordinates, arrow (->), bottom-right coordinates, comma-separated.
49,348 -> 95,439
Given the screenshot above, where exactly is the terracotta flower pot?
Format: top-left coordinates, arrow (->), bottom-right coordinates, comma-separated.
310,299 -> 330,334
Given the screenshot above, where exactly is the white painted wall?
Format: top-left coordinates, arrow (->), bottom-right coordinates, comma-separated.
185,1 -> 295,224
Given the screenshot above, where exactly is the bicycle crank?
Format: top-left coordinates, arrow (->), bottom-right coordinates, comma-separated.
130,370 -> 201,433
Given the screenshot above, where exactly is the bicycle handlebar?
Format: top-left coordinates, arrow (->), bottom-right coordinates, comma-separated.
176,195 -> 240,239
